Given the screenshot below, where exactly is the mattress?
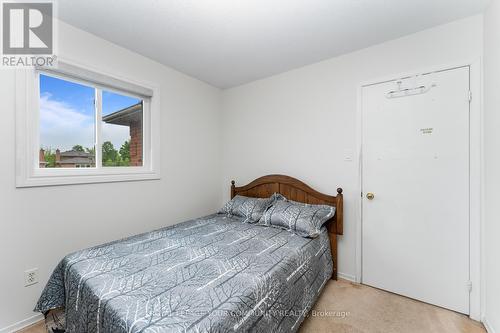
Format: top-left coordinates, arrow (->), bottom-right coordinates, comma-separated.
35,213 -> 333,333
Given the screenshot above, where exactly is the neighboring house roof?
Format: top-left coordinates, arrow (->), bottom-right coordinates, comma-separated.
58,157 -> 94,164
58,150 -> 94,165
102,102 -> 142,126
60,150 -> 92,157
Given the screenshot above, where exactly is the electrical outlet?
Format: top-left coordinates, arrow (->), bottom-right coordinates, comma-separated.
24,268 -> 39,286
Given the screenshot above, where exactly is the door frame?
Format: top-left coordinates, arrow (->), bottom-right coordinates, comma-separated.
355,60 -> 483,320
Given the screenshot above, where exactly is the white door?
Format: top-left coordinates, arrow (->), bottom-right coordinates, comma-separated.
361,66 -> 470,314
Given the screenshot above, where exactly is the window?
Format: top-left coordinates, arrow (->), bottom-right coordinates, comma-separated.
16,61 -> 160,187
39,74 -> 96,169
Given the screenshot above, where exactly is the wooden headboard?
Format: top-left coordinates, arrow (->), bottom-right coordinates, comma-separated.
231,174 -> 343,280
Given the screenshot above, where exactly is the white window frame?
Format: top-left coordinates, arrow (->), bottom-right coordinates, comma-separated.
16,59 -> 161,187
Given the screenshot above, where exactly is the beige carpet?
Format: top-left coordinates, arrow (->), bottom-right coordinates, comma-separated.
18,279 -> 484,333
300,279 -> 485,333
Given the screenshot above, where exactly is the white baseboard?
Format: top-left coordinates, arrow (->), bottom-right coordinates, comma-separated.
338,272 -> 356,282
483,316 -> 497,333
0,314 -> 43,333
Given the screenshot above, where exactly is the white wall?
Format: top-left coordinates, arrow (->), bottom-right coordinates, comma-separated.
0,21 -> 222,330
221,15 -> 483,282
483,1 -> 500,332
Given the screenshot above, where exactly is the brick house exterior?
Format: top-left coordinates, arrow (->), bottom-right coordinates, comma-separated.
129,118 -> 143,166
102,102 -> 143,166
39,149 -> 47,168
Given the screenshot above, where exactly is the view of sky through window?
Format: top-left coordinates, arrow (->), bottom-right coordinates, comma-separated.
39,74 -> 95,152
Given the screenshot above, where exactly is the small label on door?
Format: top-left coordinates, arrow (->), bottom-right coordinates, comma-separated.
420,128 -> 433,135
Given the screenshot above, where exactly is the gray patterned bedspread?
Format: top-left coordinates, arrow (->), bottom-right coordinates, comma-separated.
35,213 -> 333,333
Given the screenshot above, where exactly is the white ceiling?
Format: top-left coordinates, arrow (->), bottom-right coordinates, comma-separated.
58,0 -> 489,88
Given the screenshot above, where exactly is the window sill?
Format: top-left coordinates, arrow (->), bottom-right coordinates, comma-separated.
16,169 -> 161,188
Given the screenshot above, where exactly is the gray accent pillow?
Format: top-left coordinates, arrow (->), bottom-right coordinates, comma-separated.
219,195 -> 275,223
258,194 -> 335,238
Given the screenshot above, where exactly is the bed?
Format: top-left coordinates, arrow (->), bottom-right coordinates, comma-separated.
35,175 -> 343,333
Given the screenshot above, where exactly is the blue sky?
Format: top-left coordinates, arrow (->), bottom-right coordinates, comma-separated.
39,74 -> 141,151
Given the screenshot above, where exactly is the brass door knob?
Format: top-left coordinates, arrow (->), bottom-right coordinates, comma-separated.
366,192 -> 375,200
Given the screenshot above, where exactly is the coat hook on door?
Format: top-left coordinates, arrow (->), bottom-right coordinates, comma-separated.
386,83 -> 437,99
